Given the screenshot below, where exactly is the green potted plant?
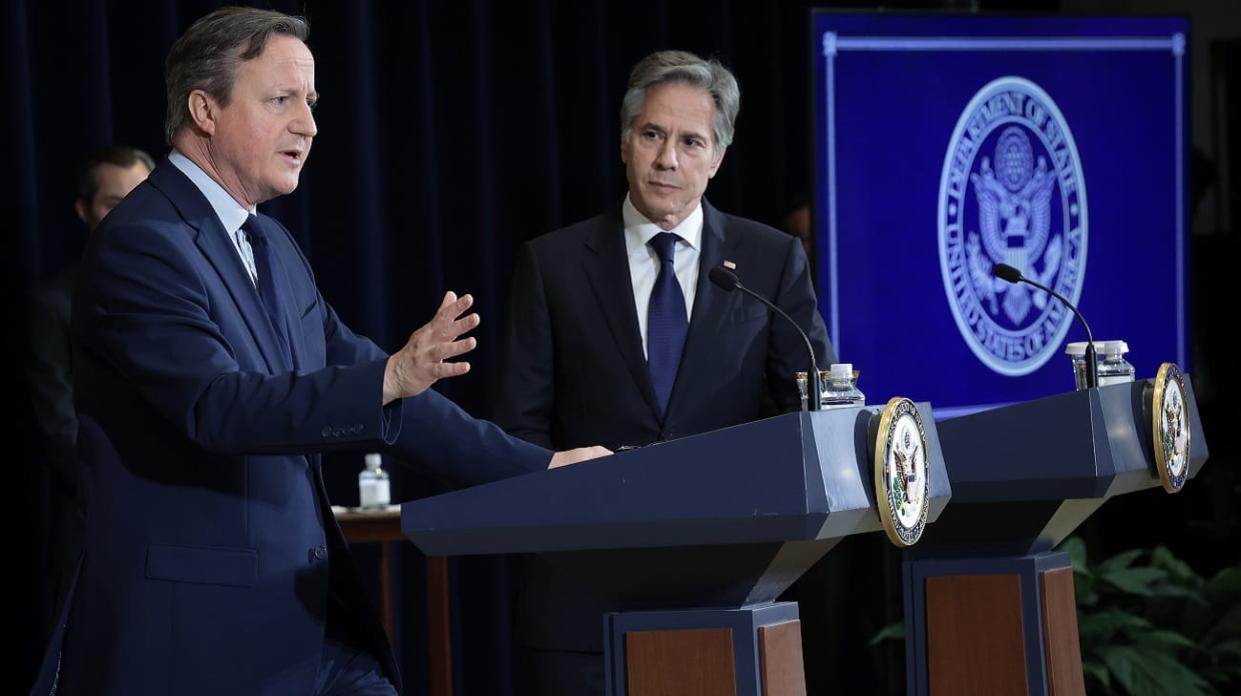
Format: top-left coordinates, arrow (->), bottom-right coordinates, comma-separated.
1064,537 -> 1241,695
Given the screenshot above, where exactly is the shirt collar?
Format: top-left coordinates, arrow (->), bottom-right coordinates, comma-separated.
622,194 -> 703,253
168,150 -> 256,237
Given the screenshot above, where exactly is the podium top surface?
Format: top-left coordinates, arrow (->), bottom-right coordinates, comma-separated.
403,404 -> 949,555
936,378 -> 1208,503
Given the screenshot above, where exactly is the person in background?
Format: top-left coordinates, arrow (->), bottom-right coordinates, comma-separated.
25,144 -> 154,626
782,195 -> 814,261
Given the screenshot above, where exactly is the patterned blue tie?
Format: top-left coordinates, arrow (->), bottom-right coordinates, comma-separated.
241,215 -> 296,370
646,232 -> 688,415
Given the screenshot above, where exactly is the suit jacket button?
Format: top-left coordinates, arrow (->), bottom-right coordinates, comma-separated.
313,545 -> 327,560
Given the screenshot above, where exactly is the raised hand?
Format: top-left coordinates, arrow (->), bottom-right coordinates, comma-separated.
383,291 -> 480,404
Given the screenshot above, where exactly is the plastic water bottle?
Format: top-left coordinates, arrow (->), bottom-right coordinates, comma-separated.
1096,341 -> 1136,387
358,453 -> 390,510
1066,341 -> 1135,389
820,363 -> 865,409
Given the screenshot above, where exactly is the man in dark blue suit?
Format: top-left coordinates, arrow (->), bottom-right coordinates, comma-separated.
497,50 -> 834,695
31,7 -> 605,695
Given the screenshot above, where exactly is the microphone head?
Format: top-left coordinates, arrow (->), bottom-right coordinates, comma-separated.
708,266 -> 740,291
993,263 -> 1024,283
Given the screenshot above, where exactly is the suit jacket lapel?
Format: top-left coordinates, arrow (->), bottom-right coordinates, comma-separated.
148,161 -> 286,374
665,199 -> 740,419
583,209 -> 663,420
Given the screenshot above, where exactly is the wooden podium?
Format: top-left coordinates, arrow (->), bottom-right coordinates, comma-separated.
905,376 -> 1208,695
403,406 -> 950,695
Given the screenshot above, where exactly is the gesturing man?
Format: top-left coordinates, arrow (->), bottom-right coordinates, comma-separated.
31,7 -> 604,695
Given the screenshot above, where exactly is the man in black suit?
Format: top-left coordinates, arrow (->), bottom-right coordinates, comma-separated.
26,145 -> 154,625
497,50 -> 834,695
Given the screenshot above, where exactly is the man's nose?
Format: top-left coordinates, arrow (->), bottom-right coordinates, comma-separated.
654,138 -> 678,170
292,102 -> 317,138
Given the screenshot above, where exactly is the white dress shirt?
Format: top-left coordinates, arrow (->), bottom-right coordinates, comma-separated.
622,194 -> 703,359
168,150 -> 260,286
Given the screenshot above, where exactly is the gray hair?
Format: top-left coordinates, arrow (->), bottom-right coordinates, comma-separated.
164,6 -> 310,145
620,50 -> 740,153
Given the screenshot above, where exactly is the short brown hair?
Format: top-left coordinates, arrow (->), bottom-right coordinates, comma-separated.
77,145 -> 156,202
164,6 -> 310,144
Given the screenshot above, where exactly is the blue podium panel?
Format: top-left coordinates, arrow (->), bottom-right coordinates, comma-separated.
403,406 -> 949,608
917,378 -> 1207,557
812,14 -> 1189,413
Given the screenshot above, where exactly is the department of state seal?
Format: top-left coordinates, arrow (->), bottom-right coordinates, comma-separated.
938,76 -> 1088,376
1152,362 -> 1190,493
874,397 -> 930,547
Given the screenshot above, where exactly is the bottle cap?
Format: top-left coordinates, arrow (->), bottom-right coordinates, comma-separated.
1065,340 -> 1128,357
365,453 -> 382,469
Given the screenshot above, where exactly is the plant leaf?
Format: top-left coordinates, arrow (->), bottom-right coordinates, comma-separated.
1075,571 -> 1100,608
1099,549 -> 1146,574
1151,546 -> 1200,585
870,621 -> 904,645
1083,661 -> 1111,692
1204,566 -> 1241,603
1100,645 -> 1213,696
1079,610 -> 1152,644
1102,567 -> 1168,596
1132,629 -> 1197,652
1206,638 -> 1241,666
1061,536 -> 1089,571
1199,604 -> 1241,645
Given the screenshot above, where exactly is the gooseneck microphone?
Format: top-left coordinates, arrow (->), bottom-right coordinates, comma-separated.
992,262 -> 1097,388
708,266 -> 823,410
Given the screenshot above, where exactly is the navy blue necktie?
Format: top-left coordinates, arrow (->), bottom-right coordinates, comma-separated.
646,232 -> 688,415
242,215 -> 296,370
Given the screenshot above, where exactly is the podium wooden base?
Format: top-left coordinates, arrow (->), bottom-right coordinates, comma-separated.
904,552 -> 1085,696
605,603 -> 807,696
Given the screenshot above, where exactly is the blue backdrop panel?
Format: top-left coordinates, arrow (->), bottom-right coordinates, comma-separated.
812,13 -> 1189,413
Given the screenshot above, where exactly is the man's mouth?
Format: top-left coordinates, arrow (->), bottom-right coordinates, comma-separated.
280,149 -> 304,166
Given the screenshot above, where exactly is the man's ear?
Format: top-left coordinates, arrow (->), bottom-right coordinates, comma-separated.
74,199 -> 90,226
187,89 -> 218,136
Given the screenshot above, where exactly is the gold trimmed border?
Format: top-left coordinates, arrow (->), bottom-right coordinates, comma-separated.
1152,363 -> 1189,494
873,397 -> 931,547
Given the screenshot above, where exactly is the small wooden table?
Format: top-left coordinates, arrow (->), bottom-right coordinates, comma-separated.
334,506 -> 453,696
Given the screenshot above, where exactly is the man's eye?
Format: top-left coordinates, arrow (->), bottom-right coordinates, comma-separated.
273,96 -> 288,105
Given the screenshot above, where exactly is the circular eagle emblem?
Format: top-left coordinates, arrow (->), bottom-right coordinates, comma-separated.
874,398 -> 930,547
938,76 -> 1088,376
1152,363 -> 1190,493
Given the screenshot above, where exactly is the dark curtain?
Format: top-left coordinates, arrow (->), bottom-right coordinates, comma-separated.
3,1 -> 838,693
13,1 -> 1231,696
